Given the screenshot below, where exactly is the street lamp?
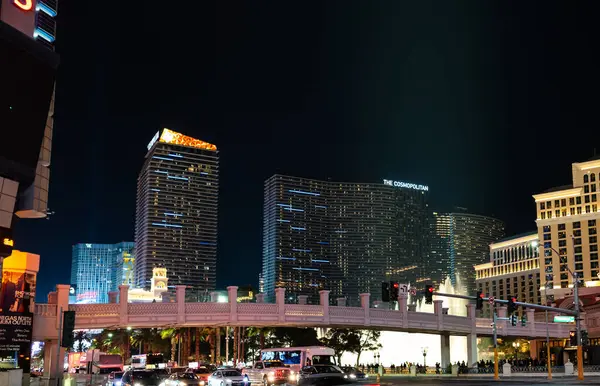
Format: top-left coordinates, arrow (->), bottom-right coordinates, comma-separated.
512,342 -> 520,360
421,347 -> 428,367
108,333 -> 113,338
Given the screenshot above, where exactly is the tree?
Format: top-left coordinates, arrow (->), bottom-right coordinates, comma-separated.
268,328 -> 320,347
132,329 -> 165,354
319,329 -> 355,365
348,330 -> 381,367
161,328 -> 183,362
73,330 -> 91,352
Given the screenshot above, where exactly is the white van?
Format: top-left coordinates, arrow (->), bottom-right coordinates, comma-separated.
260,346 -> 335,373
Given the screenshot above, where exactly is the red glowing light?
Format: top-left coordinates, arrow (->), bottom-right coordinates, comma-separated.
479,292 -> 485,298
428,287 -> 434,293
393,283 -> 399,288
13,0 -> 33,11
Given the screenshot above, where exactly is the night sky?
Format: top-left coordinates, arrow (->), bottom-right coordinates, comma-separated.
14,1 -> 600,300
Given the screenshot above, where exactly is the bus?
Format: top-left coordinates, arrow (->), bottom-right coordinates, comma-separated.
260,347 -> 335,372
131,353 -> 165,369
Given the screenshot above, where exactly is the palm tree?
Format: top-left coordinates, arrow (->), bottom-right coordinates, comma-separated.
73,330 -> 91,352
132,329 -> 163,354
161,328 -> 183,362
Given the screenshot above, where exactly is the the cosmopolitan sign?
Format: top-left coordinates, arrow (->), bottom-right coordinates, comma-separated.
147,131 -> 160,150
383,179 -> 429,191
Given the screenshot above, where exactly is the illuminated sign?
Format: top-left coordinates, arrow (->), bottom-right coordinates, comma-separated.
13,0 -> 33,11
383,179 -> 429,191
147,131 -> 160,151
554,316 -> 575,323
2,238 -> 14,247
159,128 -> 217,151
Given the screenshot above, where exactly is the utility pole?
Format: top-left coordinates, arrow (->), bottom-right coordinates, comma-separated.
545,310 -> 552,380
55,307 -> 63,386
492,308 -> 499,380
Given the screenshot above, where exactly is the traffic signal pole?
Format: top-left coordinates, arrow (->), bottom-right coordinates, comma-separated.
492,309 -> 499,380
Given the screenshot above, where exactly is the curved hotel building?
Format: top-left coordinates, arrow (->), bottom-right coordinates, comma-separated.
135,129 -> 218,291
262,175 -> 430,305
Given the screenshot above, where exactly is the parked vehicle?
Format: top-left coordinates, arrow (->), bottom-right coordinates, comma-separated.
164,372 -> 203,386
186,366 -> 213,385
122,369 -> 163,386
339,368 -> 368,382
107,371 -> 125,386
260,347 -> 335,373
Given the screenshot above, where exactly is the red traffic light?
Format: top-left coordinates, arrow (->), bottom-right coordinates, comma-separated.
511,296 -> 517,302
393,283 -> 399,288
428,286 -> 434,293
479,292 -> 485,299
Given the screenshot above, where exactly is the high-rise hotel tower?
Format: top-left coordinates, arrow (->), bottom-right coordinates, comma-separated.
262,175 -> 430,305
135,129 -> 219,291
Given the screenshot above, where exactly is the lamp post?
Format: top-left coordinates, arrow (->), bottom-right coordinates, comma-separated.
512,341 -> 520,360
421,347 -> 428,368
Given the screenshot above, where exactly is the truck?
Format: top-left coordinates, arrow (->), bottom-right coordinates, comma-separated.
91,354 -> 124,375
242,360 -> 294,386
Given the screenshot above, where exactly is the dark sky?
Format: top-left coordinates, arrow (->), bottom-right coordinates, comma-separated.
14,1 -> 600,300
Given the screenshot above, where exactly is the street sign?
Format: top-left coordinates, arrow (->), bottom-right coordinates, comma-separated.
554,315 -> 575,323
488,296 -> 495,305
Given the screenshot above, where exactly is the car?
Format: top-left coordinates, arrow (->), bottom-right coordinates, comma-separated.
107,371 -> 125,386
187,366 -> 213,385
207,369 -> 248,386
339,368 -> 367,382
164,372 -> 203,386
297,365 -> 350,386
122,369 -> 164,386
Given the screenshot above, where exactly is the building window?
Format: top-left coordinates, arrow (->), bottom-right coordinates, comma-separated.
585,195 -> 591,204
576,263 -> 584,271
591,236 -> 598,244
558,224 -> 566,231
547,201 -> 552,209
548,211 -> 553,218
559,240 -> 567,247
585,175 -> 589,183
590,220 -> 597,227
575,254 -> 583,262
574,221 -> 581,229
555,209 -> 560,217
577,207 -> 582,215
558,231 -> 566,239
540,202 -> 546,210
592,173 -> 597,182
544,258 -> 553,265
574,238 -> 582,245
570,208 -> 576,215
541,212 -> 546,219
555,200 -> 560,207
586,205 -> 591,213
574,229 -> 582,237
544,233 -> 552,241
593,185 -> 597,193
592,245 -> 599,252
570,197 -> 575,205
577,197 -> 582,205
561,199 -> 567,207
592,261 -> 599,269
591,253 -> 599,261
585,185 -> 590,194
593,194 -> 597,202
575,246 -> 582,253
591,228 -> 598,235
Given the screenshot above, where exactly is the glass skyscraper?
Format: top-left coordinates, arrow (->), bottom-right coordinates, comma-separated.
431,210 -> 505,294
135,129 -> 218,291
71,242 -> 134,303
262,175 -> 430,305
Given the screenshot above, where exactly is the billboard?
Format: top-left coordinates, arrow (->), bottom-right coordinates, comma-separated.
0,268 -> 35,371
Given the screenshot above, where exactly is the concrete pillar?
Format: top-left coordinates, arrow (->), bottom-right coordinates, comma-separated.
502,362 -> 512,376
47,291 -> 57,304
108,291 -> 119,304
298,295 -> 308,305
467,334 -> 477,367
275,288 -> 286,321
336,297 -> 346,307
434,299 -> 444,331
256,293 -> 265,303
320,290 -> 330,324
360,293 -> 370,326
398,292 -> 408,312
227,286 -> 238,322
176,285 -> 186,323
440,334 -> 451,368
526,308 -> 535,336
119,285 -> 129,326
210,292 -> 219,302
43,339 -> 65,380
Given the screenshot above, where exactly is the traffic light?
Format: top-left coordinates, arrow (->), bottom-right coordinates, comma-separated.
510,314 -> 517,326
390,282 -> 400,300
381,282 -> 390,302
476,291 -> 484,310
425,285 -> 434,304
582,330 -> 589,346
61,311 -> 76,348
521,316 -> 527,327
508,296 -> 517,314
569,331 -> 577,346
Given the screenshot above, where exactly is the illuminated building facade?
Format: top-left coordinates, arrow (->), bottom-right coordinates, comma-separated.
475,233 -> 541,315
135,129 -> 219,291
0,0 -> 59,262
431,210 -> 505,294
534,158 -> 600,302
262,175 -> 430,305
71,242 -> 133,304
113,242 -> 135,287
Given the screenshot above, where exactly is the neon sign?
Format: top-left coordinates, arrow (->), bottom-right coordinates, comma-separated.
2,238 -> 14,247
13,0 -> 33,11
383,179 -> 429,191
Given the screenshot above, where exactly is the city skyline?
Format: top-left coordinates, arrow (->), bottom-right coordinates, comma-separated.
11,2 -> 600,301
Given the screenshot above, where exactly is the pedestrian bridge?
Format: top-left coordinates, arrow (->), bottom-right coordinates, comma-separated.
33,284 -> 573,342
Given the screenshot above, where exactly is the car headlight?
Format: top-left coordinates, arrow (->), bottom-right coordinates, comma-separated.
349,374 -> 356,379
267,372 -> 274,377
226,380 -> 232,384
364,374 -> 368,378
243,375 -> 249,381
159,383 -> 166,386
200,382 -> 205,386
115,382 -> 122,386
134,383 -> 143,386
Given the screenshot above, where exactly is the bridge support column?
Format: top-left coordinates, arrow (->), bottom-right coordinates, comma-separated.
320,290 -> 330,324
526,308 -> 535,336
119,285 -> 129,326
275,288 -> 286,321
440,334 -> 451,368
43,339 -> 65,381
228,286 -> 238,323
176,285 -> 186,324
466,303 -> 477,367
298,295 -> 308,305
434,299 -> 444,330
360,293 -> 370,326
